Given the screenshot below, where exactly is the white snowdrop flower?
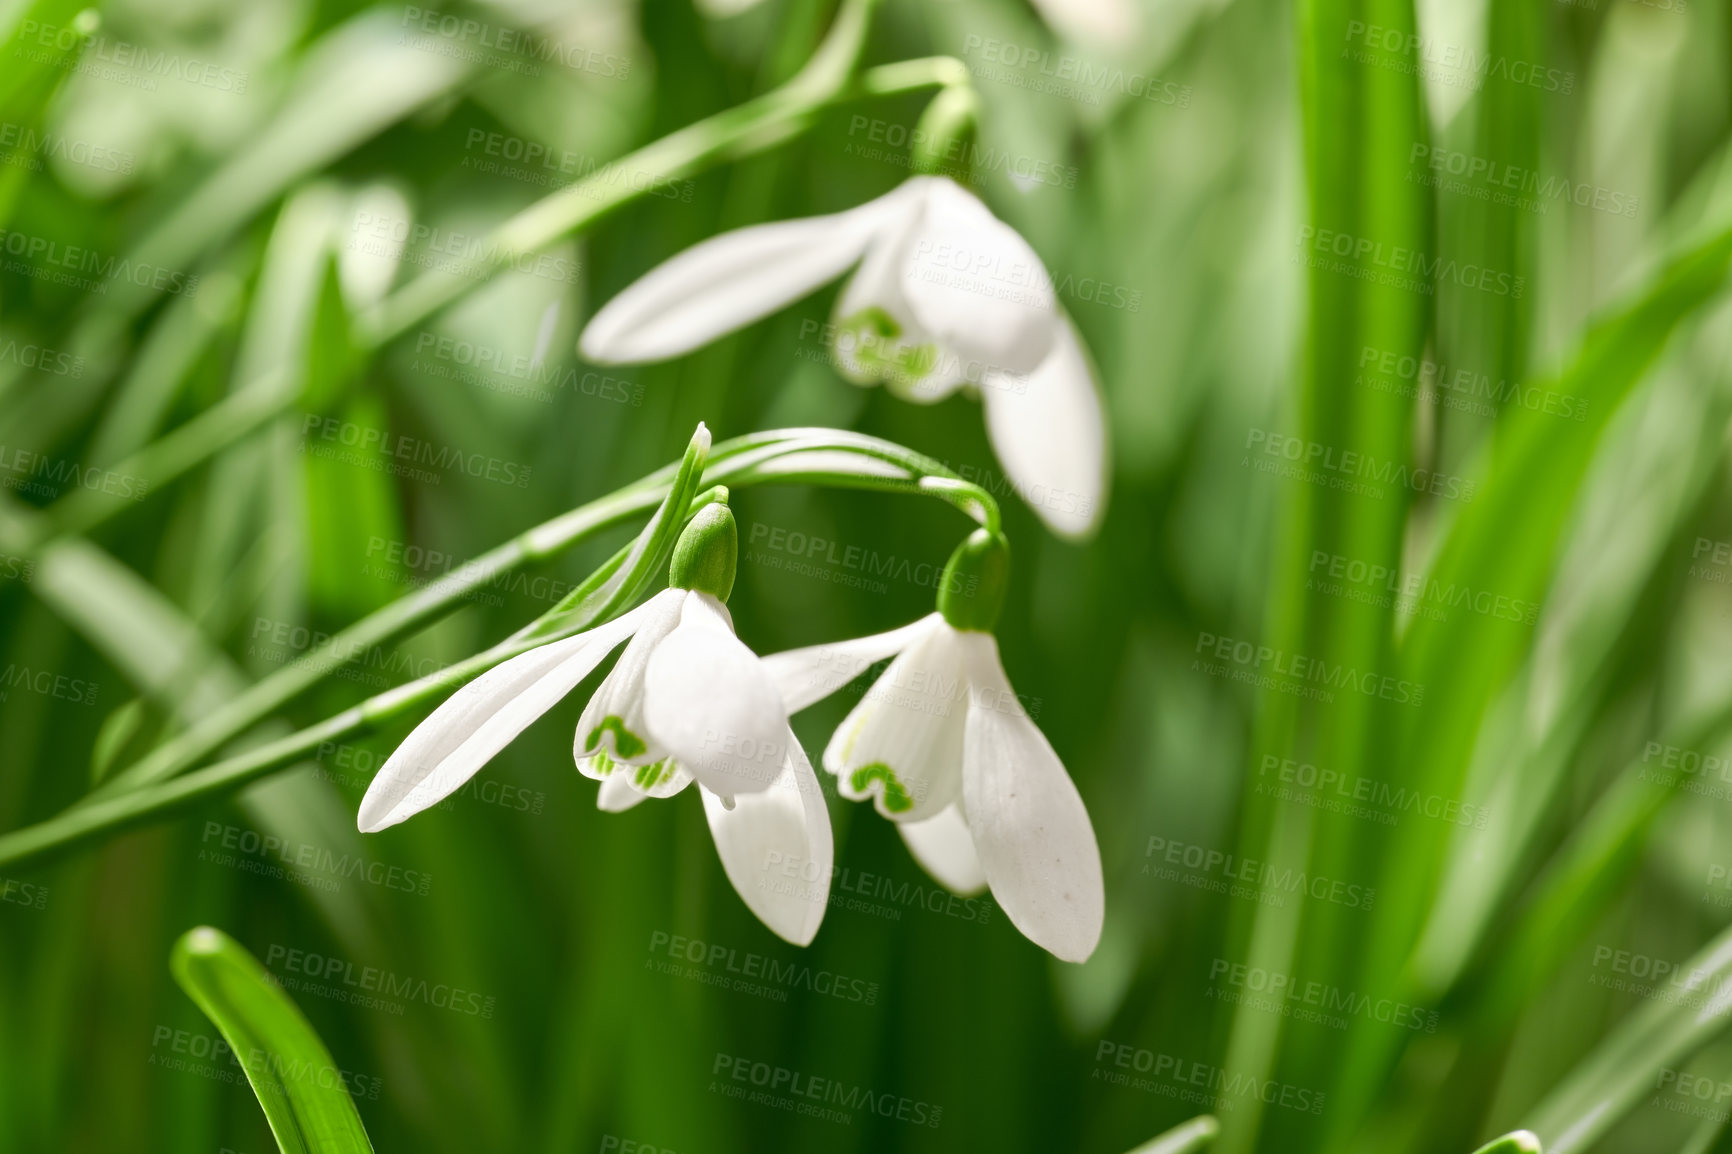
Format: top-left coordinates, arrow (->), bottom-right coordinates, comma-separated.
761,529 -> 1103,961
358,502 -> 832,945
579,176 -> 1107,540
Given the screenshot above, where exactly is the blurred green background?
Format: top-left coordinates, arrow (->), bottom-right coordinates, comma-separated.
4,0 -> 1732,1151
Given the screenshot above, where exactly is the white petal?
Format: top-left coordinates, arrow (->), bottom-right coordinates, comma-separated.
357,606 -> 649,833
574,588 -> 685,766
898,803 -> 986,895
644,592 -> 790,795
596,770 -> 650,812
959,633 -> 1102,962
578,193 -> 905,364
898,178 -> 1059,376
702,734 -> 833,945
762,614 -> 941,714
822,620 -> 968,822
981,316 -> 1108,540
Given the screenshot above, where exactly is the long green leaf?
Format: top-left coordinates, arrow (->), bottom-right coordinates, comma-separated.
170,927 -> 374,1154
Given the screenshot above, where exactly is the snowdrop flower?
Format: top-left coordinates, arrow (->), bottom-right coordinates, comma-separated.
762,529 -> 1103,961
579,176 -> 1107,541
358,502 -> 833,945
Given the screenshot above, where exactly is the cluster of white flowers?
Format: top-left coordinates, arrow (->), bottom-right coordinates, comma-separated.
360,179 -> 1109,962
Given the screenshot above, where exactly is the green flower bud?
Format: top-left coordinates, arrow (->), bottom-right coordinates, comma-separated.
912,85 -> 980,181
670,503 -> 738,602
937,528 -> 1009,632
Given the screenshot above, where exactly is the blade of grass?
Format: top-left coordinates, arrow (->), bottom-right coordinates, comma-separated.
171,926 -> 374,1154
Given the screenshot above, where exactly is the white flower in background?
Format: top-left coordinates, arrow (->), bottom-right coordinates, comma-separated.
578,176 -> 1107,541
357,502 -> 833,946
762,529 -> 1103,962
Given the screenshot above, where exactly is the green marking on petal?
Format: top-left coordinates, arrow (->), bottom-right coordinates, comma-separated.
634,759 -> 674,790
850,763 -> 914,814
587,716 -> 646,759
591,749 -> 616,776
835,307 -> 939,388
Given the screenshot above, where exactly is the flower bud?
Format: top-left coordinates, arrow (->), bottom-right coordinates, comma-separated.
670,503 -> 737,602
937,528 -> 1009,632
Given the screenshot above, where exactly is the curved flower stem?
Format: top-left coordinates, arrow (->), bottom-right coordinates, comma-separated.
80,428 -> 994,807
0,467 -> 985,869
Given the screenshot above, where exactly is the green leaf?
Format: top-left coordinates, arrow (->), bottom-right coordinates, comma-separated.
1470,1133 -> 1541,1154
170,927 -> 374,1154
1525,919 -> 1732,1153
511,421 -> 712,645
